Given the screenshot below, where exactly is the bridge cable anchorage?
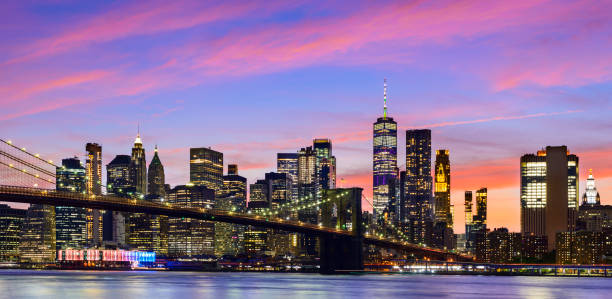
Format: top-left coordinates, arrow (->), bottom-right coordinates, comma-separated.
0,139 -> 59,167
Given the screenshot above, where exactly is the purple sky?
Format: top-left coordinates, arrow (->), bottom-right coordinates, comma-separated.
1,0 -> 611,232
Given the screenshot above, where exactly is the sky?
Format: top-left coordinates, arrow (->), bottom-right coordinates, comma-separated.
1,0 -> 611,233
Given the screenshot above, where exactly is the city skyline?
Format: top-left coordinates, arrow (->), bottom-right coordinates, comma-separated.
1,0 -> 612,235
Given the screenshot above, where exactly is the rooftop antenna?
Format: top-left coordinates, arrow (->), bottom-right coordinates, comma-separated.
383,78 -> 388,119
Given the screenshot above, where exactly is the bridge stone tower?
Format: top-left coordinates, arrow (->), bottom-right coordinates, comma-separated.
319,187 -> 363,274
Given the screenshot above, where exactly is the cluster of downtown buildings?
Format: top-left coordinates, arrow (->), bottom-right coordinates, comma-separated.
0,82 -> 611,268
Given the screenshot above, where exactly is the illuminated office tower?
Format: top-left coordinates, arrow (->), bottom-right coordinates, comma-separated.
0,204 -> 26,262
277,153 -> 299,204
464,191 -> 473,251
214,165 -> 247,257
105,155 -> 132,246
434,149 -> 451,227
298,146 -> 318,255
373,79 -> 398,217
127,133 -> 160,252
189,147 -> 223,193
55,157 -> 87,250
265,172 -> 294,256
520,146 -> 579,250
313,138 -> 336,190
19,204 -> 55,263
405,129 -> 433,245
472,188 -> 487,260
582,169 -> 600,206
85,142 -> 103,247
167,184 -> 215,257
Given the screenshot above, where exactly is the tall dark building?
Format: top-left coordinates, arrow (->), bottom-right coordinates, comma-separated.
373,79 -> 398,217
147,146 -> 166,255
464,191 -> 473,252
55,157 -> 87,250
189,147 -> 223,193
277,153 -> 299,204
105,154 -> 132,246
129,134 -> 147,195
147,146 -> 165,200
167,184 -> 215,257
0,204 -> 26,262
85,142 -> 103,247
472,188 -> 488,259
405,129 -> 433,245
434,149 -> 451,227
297,146 -> 318,255
520,146 -> 579,250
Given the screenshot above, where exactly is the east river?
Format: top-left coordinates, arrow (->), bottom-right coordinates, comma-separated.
0,270 -> 610,298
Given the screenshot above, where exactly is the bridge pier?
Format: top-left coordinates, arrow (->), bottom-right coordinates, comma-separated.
319,234 -> 363,274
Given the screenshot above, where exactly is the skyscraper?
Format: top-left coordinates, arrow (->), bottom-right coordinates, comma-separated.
473,188 -> 487,259
582,169 -> 600,206
105,154 -> 132,246
313,138 -> 336,190
464,191 -> 473,252
214,165 -> 247,257
85,142 -> 103,247
405,129 -> 433,245
434,149 -> 451,227
127,133 -> 160,253
0,204 -> 26,262
189,147 -> 223,193
19,204 -> 55,263
147,145 -> 165,200
277,153 -> 299,204
373,79 -> 398,217
167,184 -> 215,257
147,146 -> 166,255
520,146 -> 579,250
55,157 -> 87,250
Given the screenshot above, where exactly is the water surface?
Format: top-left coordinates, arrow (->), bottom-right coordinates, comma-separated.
0,270 -> 610,298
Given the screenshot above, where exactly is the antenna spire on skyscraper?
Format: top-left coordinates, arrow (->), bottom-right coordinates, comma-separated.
383,78 -> 388,119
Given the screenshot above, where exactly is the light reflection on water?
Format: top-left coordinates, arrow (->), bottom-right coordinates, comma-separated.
0,270 -> 610,299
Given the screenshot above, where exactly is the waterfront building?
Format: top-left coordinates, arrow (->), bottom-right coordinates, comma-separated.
556,231 -> 610,264
214,165 -> 247,257
577,205 -> 612,232
19,204 -> 56,263
189,147 -> 223,193
167,184 -> 215,257
264,172 -> 295,256
277,153 -> 299,206
85,142 -> 103,247
105,155 -> 133,246
373,80 -> 398,218
520,146 -> 579,250
55,157 -> 87,250
486,228 -> 522,264
405,129 -> 433,246
0,204 -> 26,262
521,234 -> 548,261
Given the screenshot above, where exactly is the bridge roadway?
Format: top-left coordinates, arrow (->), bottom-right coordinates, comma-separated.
0,185 -> 471,262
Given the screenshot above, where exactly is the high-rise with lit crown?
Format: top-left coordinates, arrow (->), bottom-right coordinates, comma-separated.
434,149 -> 451,227
373,79 -> 398,217
520,146 -> 579,250
582,169 -> 600,206
277,153 -> 299,204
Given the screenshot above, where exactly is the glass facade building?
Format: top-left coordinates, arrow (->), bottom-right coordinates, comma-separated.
0,204 -> 26,262
55,157 -> 87,251
405,129 -> 433,245
189,147 -> 223,193
373,81 -> 397,217
85,143 -> 103,247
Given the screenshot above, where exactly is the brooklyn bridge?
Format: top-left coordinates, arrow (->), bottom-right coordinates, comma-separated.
0,138 -> 472,273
